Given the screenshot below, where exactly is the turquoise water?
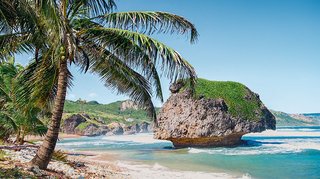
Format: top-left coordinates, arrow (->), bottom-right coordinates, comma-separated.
58,126 -> 320,179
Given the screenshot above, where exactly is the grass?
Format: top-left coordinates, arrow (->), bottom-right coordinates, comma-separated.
186,78 -> 262,121
0,168 -> 36,178
0,150 -> 6,161
52,150 -> 67,163
75,122 -> 91,130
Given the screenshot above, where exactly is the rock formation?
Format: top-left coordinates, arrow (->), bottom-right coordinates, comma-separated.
106,122 -> 124,135
140,122 -> 150,133
154,79 -> 276,148
120,100 -> 139,111
62,114 -> 153,136
62,114 -> 87,134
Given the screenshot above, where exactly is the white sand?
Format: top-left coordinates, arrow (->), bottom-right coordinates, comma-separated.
116,161 -> 250,179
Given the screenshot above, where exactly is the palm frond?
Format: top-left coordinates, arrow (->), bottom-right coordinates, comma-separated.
0,0 -> 38,33
16,55 -> 73,110
79,29 -> 164,101
68,0 -> 116,17
100,11 -> 198,43
0,33 -> 34,58
80,27 -> 197,91
86,49 -> 157,121
52,150 -> 67,162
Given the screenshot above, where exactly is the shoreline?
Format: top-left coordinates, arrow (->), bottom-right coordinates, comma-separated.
2,133 -> 245,179
65,150 -> 244,179
24,133 -> 82,142
55,134 -> 246,179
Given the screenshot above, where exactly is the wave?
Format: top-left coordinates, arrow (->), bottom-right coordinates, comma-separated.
189,138 -> 320,155
116,161 -> 242,179
57,140 -> 119,146
57,133 -> 172,150
277,128 -> 320,132
244,129 -> 320,137
102,133 -> 171,144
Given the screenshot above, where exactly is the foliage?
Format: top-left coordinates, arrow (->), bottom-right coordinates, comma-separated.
52,150 -> 67,163
0,60 -> 47,143
0,150 -> 6,161
0,168 -> 34,178
75,122 -> 91,130
185,78 -> 262,121
87,101 -> 100,105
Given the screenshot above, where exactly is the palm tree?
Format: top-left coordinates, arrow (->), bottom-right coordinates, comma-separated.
0,59 -> 47,144
0,0 -> 198,169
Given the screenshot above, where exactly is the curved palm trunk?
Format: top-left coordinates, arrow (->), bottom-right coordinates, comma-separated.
31,60 -> 68,169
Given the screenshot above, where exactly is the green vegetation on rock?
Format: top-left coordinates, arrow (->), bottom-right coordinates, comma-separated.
189,78 -> 262,121
75,122 -> 91,131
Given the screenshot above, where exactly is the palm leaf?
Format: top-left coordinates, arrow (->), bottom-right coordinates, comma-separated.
68,0 -> 116,17
79,28 -> 164,102
80,27 -> 197,90
86,49 -> 157,122
100,11 -> 198,43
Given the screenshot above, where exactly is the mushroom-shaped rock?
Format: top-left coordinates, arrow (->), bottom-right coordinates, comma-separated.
154,79 -> 276,148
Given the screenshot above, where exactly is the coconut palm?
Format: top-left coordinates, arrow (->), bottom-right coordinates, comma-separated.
0,0 -> 198,169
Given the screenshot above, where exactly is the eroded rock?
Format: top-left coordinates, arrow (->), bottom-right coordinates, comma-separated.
154,80 -> 276,148
62,114 -> 87,134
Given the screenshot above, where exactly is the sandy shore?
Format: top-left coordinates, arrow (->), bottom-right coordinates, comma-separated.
66,150 -> 245,179
24,133 -> 81,142
1,133 -> 249,178
1,147 -> 244,178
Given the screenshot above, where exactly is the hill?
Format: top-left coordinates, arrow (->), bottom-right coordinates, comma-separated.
272,110 -> 320,126
63,100 -> 154,125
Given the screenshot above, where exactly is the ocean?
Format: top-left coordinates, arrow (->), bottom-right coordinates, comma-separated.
57,126 -> 320,179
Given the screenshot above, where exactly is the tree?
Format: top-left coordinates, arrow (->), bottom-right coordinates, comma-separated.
0,59 -> 47,144
0,0 -> 198,169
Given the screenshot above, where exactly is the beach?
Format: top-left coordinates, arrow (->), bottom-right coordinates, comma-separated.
56,126 -> 320,179
1,126 -> 320,178
1,145 -> 243,178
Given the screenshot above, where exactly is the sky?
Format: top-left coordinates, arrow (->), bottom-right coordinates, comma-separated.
16,0 -> 320,113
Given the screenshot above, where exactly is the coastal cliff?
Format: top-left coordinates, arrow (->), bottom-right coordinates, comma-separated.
154,79 -> 276,147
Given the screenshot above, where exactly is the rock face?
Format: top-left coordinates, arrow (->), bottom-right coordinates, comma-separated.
140,122 -> 150,133
62,114 -> 87,134
62,114 -> 153,136
123,124 -> 140,135
154,81 -> 276,148
120,100 -> 139,111
106,122 -> 124,135
75,124 -> 100,136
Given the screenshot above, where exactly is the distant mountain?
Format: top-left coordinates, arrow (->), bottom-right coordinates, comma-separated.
303,113 -> 320,118
271,110 -> 320,126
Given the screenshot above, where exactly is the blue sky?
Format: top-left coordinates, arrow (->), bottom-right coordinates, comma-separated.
16,0 -> 320,113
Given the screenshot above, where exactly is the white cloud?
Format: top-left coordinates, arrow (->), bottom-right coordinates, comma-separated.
88,92 -> 98,98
